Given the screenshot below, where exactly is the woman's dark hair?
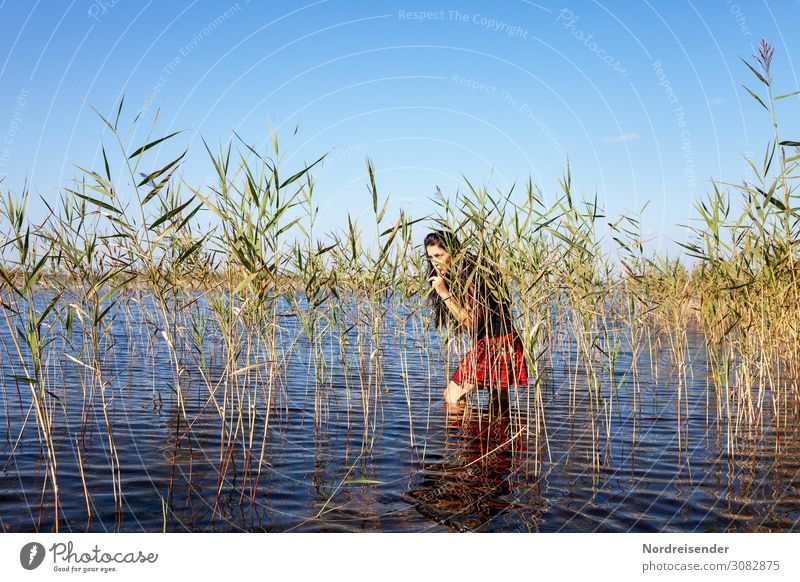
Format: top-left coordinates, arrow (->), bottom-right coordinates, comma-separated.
424,230 -> 460,258
424,230 -> 514,336
424,230 -> 472,328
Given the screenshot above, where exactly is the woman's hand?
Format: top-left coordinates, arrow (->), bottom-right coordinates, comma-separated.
428,275 -> 449,298
429,276 -> 475,330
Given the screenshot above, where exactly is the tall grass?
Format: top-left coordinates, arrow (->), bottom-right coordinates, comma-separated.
1,38 -> 799,529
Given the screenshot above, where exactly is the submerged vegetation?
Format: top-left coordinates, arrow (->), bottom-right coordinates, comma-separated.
1,39 -> 800,532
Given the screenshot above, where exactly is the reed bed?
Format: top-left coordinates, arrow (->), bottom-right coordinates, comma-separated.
1,39 -> 799,531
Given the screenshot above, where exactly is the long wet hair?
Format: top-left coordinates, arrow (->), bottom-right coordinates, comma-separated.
424,230 -> 476,328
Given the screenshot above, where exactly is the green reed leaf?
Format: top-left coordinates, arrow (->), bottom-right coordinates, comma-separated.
740,84 -> 769,111
775,90 -> 800,100
278,153 -> 326,190
114,95 -> 124,131
128,130 -> 183,159
138,150 -> 187,187
149,197 -> 195,230
740,57 -> 769,86
99,275 -> 136,305
21,254 -> 49,295
66,189 -> 121,214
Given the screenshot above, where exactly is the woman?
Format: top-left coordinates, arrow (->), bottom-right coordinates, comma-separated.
424,230 -> 528,406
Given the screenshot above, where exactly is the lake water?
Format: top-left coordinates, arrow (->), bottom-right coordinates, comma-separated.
1,291 -> 799,532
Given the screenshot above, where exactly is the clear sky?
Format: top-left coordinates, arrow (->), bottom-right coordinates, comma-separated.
1,0 -> 798,254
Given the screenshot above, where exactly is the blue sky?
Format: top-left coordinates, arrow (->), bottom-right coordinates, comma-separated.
1,0 -> 798,254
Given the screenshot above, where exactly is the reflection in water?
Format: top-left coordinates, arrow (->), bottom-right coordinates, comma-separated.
404,391 -> 533,532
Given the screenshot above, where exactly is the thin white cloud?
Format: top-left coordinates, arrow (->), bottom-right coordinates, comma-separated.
603,132 -> 639,143
708,97 -> 724,106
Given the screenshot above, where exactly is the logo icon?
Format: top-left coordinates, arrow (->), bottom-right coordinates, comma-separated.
20,542 -> 46,570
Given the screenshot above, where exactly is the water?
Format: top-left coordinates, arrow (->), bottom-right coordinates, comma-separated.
1,291 -> 799,532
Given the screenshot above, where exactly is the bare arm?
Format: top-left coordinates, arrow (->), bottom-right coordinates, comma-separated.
429,276 -> 481,331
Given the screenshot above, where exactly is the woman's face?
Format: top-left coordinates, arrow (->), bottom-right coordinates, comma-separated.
426,244 -> 452,276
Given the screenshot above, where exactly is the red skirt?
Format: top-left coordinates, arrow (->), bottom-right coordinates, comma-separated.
452,333 -> 528,388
